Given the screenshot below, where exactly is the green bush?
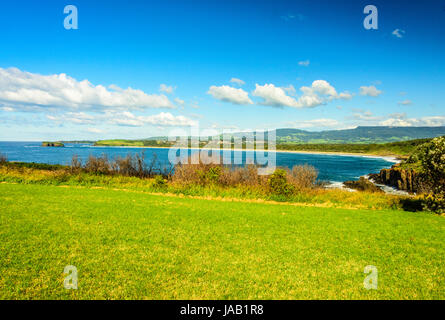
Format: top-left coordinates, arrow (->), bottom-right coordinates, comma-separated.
153,175 -> 167,189
268,169 -> 294,197
423,193 -> 445,214
205,166 -> 222,184
418,136 -> 445,213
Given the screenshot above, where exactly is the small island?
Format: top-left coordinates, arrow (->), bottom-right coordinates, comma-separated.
42,142 -> 64,147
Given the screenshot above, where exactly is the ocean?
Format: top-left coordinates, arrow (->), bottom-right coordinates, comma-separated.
0,141 -> 396,183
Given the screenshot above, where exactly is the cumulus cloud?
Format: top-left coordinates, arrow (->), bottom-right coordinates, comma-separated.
380,115 -> 445,127
283,85 -> 297,96
359,85 -> 382,97
109,111 -> 198,127
398,99 -> 412,106
230,78 -> 245,86
44,110 -> 197,128
392,29 -> 405,38
287,118 -> 340,128
86,128 -> 103,134
253,84 -> 304,108
351,109 -> 383,121
174,97 -> 185,106
159,84 -> 176,94
46,112 -> 95,125
0,67 -> 175,111
207,85 -> 253,105
298,60 -> 310,67
253,80 -> 351,108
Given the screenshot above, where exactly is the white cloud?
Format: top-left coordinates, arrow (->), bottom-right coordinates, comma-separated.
380,115 -> 445,127
44,109 -> 197,128
174,97 -> 185,106
359,85 -> 382,97
392,29 -> 405,38
298,60 -> 310,67
86,128 -> 103,134
230,78 -> 245,86
159,84 -> 175,94
287,118 -> 340,128
253,80 -> 351,108
398,99 -> 412,106
46,112 -> 95,124
283,85 -> 297,96
0,67 -> 175,111
110,111 -> 198,127
253,84 -> 303,108
207,85 -> 253,105
1,106 -> 14,112
351,110 -> 383,121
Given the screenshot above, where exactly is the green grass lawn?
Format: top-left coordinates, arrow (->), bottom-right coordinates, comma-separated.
0,183 -> 443,299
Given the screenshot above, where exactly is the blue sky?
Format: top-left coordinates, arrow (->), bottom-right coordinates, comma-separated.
0,0 -> 444,140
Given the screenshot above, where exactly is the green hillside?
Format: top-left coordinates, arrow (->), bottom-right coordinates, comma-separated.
94,126 -> 445,148
276,126 -> 445,144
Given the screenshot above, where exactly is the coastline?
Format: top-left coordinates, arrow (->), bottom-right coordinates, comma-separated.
90,144 -> 401,163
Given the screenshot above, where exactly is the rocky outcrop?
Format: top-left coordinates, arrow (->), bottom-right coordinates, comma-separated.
369,164 -> 421,193
343,177 -> 383,193
42,142 -> 64,147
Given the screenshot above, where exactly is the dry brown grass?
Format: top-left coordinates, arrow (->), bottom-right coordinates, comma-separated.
172,154 -> 319,195
286,165 -> 318,191
0,153 -> 7,164
70,153 -> 173,178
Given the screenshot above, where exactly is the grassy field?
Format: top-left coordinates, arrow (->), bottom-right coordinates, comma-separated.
0,183 -> 443,299
0,162 -> 418,211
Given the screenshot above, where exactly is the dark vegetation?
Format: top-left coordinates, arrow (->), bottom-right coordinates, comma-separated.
343,177 -> 383,193
0,152 -> 7,164
42,141 -> 64,147
276,138 -> 432,156
69,153 -> 173,178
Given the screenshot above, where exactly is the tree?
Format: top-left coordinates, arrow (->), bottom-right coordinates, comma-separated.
419,136 -> 445,213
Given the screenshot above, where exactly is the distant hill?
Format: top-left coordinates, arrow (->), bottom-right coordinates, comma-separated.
95,126 -> 445,147
274,126 -> 445,144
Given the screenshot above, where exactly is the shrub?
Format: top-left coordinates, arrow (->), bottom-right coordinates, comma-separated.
268,169 -> 294,197
85,154 -> 112,175
287,165 -> 318,190
153,175 -> 167,190
417,136 -> 445,213
0,153 -> 7,164
70,152 -> 168,178
172,154 -> 223,185
422,193 -> 445,214
219,165 -> 263,187
70,155 -> 82,173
